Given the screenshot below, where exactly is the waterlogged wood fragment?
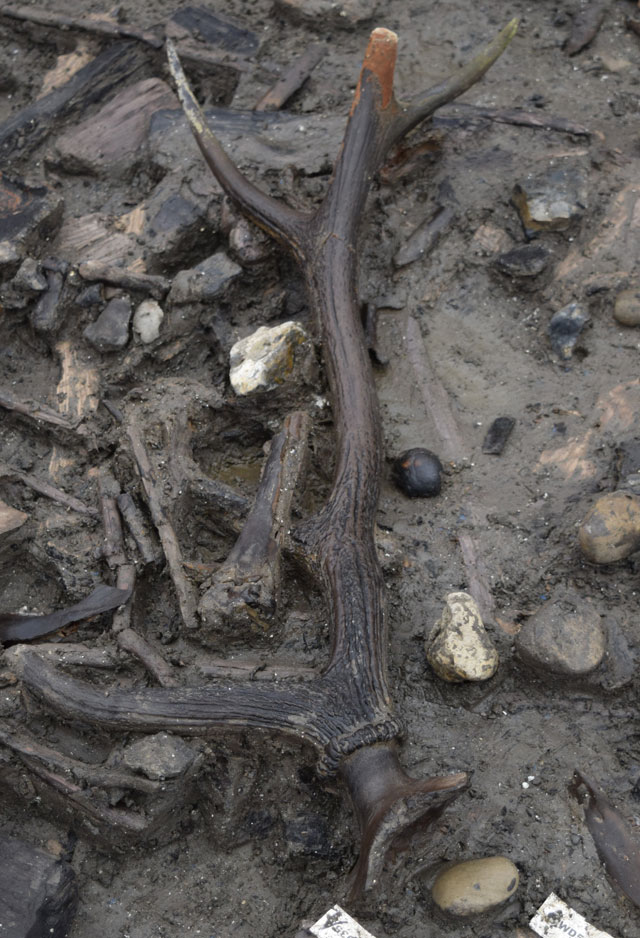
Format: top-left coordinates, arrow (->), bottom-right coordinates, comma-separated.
570,770 -> 640,908
565,1 -> 608,56
530,893 -> 615,938
0,585 -> 132,644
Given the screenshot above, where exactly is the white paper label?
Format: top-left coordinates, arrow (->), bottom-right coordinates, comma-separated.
309,905 -> 378,938
530,893 -> 617,938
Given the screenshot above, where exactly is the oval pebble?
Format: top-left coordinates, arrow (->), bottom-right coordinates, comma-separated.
432,856 -> 519,917
515,590 -> 605,677
578,491 -> 640,564
614,289 -> 640,327
392,447 -> 442,497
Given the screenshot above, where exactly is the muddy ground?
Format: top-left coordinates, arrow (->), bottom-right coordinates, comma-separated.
1,0 -> 640,936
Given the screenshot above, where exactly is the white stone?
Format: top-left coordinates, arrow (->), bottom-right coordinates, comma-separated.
426,591 -> 499,683
229,321 -> 310,395
133,299 -> 164,343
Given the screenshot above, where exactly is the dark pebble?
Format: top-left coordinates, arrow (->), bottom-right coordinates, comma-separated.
83,296 -> 132,352
495,244 -> 551,278
392,448 -> 442,497
482,416 -> 516,455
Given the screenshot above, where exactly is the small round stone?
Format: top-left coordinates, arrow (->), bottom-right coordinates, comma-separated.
515,589 -> 606,677
614,289 -> 640,326
432,856 -> 519,917
392,448 -> 442,497
578,491 -> 640,564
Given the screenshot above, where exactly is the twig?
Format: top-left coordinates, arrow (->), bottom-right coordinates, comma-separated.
0,4 -> 163,48
111,564 -> 135,633
127,422 -> 197,629
0,461 -> 98,517
97,470 -> 126,568
116,492 -> 159,565
441,102 -> 592,138
116,628 -> 178,688
0,388 -> 80,433
254,45 -> 324,111
76,262 -> 170,299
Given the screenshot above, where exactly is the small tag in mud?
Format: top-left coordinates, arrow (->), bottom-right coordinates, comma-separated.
309,905 -> 377,938
530,893 -> 616,938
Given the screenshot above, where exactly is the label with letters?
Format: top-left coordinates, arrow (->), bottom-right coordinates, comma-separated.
309,905 -> 377,938
530,893 -> 616,938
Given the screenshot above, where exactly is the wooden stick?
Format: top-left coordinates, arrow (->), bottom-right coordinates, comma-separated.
116,628 -> 178,688
254,45 -> 324,111
0,388 -> 80,433
0,461 -> 98,517
127,423 -> 197,629
76,262 -> 170,299
0,4 -> 163,48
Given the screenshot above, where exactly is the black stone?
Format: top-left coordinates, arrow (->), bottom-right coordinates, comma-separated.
83,296 -> 132,352
494,244 -> 551,278
392,448 -> 442,498
482,416 -> 516,455
548,302 -> 590,360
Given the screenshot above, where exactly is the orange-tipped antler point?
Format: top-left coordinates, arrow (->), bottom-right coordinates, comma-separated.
357,26 -> 399,109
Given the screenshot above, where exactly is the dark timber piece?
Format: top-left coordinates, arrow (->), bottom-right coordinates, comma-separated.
0,41 -> 146,159
21,22 -> 517,896
0,833 -> 77,938
0,4 -> 163,48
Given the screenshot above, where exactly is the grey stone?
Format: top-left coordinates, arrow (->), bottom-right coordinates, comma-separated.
432,857 -> 519,917
515,588 -> 606,677
133,299 -> 164,343
548,302 -> 590,359
13,257 -> 47,293
0,239 -> 20,276
122,732 -> 196,780
426,592 -> 499,683
512,164 -> 588,238
168,252 -> 241,306
83,296 -> 132,352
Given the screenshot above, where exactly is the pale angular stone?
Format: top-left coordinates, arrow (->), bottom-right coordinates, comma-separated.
230,321 -> 311,395
0,499 -> 28,540
432,857 -> 519,917
426,591 -> 498,683
133,299 -> 164,344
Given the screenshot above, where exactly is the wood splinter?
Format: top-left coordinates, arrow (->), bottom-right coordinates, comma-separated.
20,21 -> 517,897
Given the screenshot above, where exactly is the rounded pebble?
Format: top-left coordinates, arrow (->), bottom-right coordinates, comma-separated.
578,491 -> 640,564
614,288 -> 640,327
432,856 -> 519,917
515,589 -> 606,677
392,448 -> 442,497
426,592 -> 499,683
